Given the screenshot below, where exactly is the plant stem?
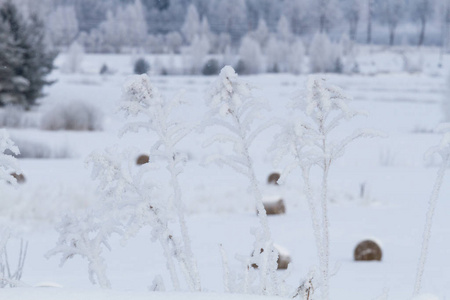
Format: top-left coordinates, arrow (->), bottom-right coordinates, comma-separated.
413,153 -> 449,296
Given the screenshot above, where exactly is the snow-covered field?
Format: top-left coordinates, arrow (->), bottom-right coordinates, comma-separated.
1,47 -> 450,299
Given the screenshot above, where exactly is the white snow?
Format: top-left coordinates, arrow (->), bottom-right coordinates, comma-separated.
1,47 -> 450,299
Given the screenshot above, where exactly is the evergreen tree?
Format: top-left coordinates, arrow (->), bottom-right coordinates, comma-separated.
0,0 -> 57,108
0,3 -> 26,106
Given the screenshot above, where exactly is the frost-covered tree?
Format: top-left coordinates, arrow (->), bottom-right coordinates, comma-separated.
271,77 -> 380,300
181,4 -> 201,44
97,0 -> 147,53
238,36 -> 263,74
265,37 -> 290,73
276,15 -> 293,43
202,66 -> 282,296
98,10 -> 126,53
414,123 -> 450,296
144,0 -> 187,34
209,0 -> 247,43
283,0 -> 312,35
309,32 -> 340,73
183,35 -> 209,74
125,0 -> 148,50
46,5 -> 79,48
165,31 -> 183,54
248,18 -> 270,49
287,39 -> 305,74
62,41 -> 84,74
309,0 -> 342,33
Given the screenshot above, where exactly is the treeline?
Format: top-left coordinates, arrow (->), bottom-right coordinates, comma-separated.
15,0 -> 450,53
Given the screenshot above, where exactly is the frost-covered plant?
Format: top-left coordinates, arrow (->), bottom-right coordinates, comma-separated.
0,230 -> 28,288
0,129 -> 20,185
48,76 -> 200,291
0,132 -> 26,288
119,74 -> 201,291
413,123 -> 450,296
203,66 -> 282,296
46,210 -> 121,288
271,77 -> 380,300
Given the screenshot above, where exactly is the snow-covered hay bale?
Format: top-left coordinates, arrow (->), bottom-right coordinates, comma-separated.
261,196 -> 285,215
354,240 -> 382,261
275,244 -> 291,270
251,244 -> 291,270
267,172 -> 280,185
136,154 -> 149,165
10,172 -> 25,184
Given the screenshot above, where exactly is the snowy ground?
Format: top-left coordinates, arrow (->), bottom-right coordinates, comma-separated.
1,47 -> 450,299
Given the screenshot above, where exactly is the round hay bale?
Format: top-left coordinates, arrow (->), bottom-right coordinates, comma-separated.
354,240 -> 382,261
267,172 -> 280,185
250,245 -> 291,270
260,197 -> 286,215
136,154 -> 149,165
10,172 -> 25,184
275,244 -> 291,270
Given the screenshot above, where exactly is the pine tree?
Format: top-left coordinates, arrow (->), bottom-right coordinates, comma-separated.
0,0 -> 57,108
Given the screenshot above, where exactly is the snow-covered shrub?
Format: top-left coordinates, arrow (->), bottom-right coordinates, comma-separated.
133,58 -> 150,74
271,77 -> 380,299
99,64 -> 115,75
62,41 -> 84,74
402,52 -> 424,74
202,66 -> 284,296
414,124 -> 450,296
40,101 -> 103,131
238,36 -> 263,74
7,138 -> 71,159
202,58 -> 220,76
0,106 -> 38,128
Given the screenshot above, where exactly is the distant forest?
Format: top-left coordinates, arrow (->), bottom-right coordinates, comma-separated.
12,0 -> 450,53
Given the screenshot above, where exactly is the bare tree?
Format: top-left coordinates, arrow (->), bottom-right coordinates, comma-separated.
366,0 -> 374,43
411,0 -> 434,46
341,0 -> 364,40
377,0 -> 405,45
439,0 -> 450,52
